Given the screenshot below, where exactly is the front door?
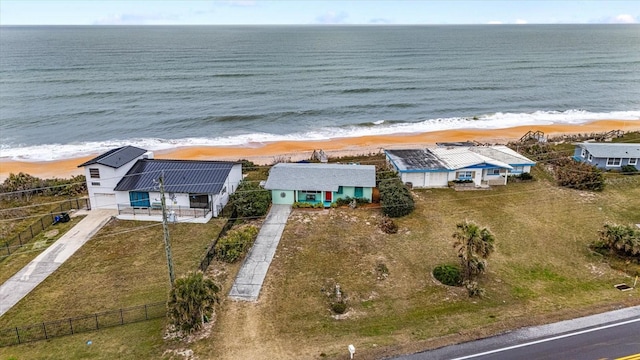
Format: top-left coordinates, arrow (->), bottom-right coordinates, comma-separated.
354,187 -> 363,198
129,191 -> 150,207
325,191 -> 332,202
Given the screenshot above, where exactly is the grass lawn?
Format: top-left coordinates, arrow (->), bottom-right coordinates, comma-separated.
0,217 -> 226,359
0,214 -> 86,285
198,167 -> 640,359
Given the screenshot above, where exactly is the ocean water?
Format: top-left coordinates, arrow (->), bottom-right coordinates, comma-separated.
1,25 -> 639,161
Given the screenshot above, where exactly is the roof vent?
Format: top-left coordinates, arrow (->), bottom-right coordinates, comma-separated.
142,151 -> 154,159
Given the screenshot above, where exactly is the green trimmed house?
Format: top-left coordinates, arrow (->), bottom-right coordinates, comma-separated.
264,163 -> 376,207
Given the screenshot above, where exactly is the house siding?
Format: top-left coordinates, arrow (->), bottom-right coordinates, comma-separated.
85,158 -> 143,209
271,190 -> 295,205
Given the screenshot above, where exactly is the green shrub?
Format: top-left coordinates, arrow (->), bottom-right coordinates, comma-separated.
554,158 -> 605,191
433,264 -> 462,286
229,180 -> 271,218
379,177 -> 415,217
238,159 -> 258,172
463,280 -> 485,298
597,224 -> 640,258
621,165 -> 638,174
331,301 -> 347,314
215,226 -> 258,263
293,202 -> 313,208
517,172 -> 533,180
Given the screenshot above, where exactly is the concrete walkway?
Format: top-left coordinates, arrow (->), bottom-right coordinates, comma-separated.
0,209 -> 116,317
229,204 -> 291,301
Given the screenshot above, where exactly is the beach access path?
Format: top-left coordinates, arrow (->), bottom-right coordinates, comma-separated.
229,204 -> 292,302
0,209 -> 116,317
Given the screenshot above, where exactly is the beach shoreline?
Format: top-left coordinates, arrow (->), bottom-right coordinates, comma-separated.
1,119 -> 639,181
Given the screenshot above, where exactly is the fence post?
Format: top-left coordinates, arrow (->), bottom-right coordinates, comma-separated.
18,233 -> 22,246
144,304 -> 148,320
6,242 -> 11,256
41,217 -> 45,230
15,327 -> 20,344
76,198 -> 80,209
69,318 -> 74,335
120,309 -> 124,325
95,314 -> 99,329
42,322 -> 48,339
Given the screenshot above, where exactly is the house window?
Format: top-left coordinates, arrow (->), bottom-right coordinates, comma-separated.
89,168 -> 100,179
280,192 -> 286,198
91,182 -> 101,186
511,166 -> 523,174
580,149 -> 586,157
588,154 -> 593,162
221,186 -> 227,195
337,186 -> 343,194
629,158 -> 638,166
456,171 -> 473,179
354,187 -> 363,198
189,194 -> 209,209
487,169 -> 501,176
606,158 -> 621,166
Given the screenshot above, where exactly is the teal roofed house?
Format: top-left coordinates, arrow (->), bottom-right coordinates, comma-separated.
264,163 -> 376,207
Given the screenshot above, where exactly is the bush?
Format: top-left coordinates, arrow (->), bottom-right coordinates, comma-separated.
517,172 -> 533,180
229,180 -> 271,218
463,280 -> 485,298
215,226 -> 258,263
596,224 -> 640,258
379,177 -> 414,217
331,301 -> 347,314
554,158 -> 605,191
335,196 -> 370,207
433,264 -> 462,286
621,165 -> 638,174
379,216 -> 398,234
238,159 -> 258,172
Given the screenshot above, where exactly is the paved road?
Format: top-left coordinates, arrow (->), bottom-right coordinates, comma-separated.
394,305 -> 640,360
229,204 -> 291,301
0,209 -> 115,317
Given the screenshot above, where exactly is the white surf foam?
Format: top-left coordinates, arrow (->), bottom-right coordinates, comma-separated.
1,109 -> 638,162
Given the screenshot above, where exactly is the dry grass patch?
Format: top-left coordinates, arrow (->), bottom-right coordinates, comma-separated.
205,172 -> 640,359
0,217 -> 226,329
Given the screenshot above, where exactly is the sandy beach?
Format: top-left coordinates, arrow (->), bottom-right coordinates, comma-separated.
1,119 -> 638,181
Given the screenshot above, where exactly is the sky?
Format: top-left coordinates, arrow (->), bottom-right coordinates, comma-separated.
0,0 -> 639,26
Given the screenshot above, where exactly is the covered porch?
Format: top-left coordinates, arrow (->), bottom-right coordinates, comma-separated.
116,203 -> 212,223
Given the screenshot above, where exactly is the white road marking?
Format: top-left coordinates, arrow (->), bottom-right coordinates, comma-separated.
450,317 -> 640,360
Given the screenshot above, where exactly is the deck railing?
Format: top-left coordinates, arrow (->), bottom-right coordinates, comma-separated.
117,203 -> 210,218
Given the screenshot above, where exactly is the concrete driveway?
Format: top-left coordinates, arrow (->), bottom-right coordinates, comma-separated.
0,209 -> 116,317
229,204 -> 291,301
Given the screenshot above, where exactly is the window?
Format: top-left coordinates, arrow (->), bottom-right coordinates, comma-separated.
511,166 -> 523,173
337,186 -> 343,194
487,169 -> 501,176
588,154 -> 593,162
91,182 -> 101,186
354,187 -> 363,198
606,158 -> 621,166
89,168 -> 100,179
456,171 -> 473,179
629,158 -> 638,166
221,186 -> 227,195
580,149 -> 586,157
280,192 -> 286,198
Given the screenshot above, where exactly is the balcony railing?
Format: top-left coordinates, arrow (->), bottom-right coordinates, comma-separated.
117,203 -> 210,218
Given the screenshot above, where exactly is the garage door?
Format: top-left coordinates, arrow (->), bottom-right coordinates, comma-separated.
93,193 -> 116,209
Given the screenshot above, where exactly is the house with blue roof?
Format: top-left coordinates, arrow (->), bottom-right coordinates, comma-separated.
264,163 -> 376,207
79,146 -> 242,220
385,145 -> 535,188
573,142 -> 639,171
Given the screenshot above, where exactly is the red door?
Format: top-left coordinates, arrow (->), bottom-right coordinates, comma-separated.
325,191 -> 332,202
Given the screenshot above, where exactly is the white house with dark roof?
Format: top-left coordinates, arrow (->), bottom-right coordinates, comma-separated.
385,145 -> 536,188
79,147 -> 242,221
264,163 -> 376,207
573,142 -> 639,171
78,146 -> 150,209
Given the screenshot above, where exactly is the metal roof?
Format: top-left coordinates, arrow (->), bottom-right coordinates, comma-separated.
385,149 -> 447,171
431,147 -> 512,170
78,146 -> 147,168
386,146 -> 524,172
576,143 -> 640,158
264,163 -> 376,191
114,159 -> 237,194
470,145 -> 536,165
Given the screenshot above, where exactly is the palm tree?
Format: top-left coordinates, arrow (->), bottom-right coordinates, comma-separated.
452,221 -> 496,281
168,271 -> 220,333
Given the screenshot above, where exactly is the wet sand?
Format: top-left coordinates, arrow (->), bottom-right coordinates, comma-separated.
1,119 -> 638,181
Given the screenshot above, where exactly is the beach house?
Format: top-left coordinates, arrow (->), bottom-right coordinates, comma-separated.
384,145 -> 536,188
79,146 -> 242,220
573,142 -> 640,171
264,163 -> 376,207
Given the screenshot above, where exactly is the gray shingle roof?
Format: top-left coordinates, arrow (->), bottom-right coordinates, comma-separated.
576,143 -> 640,158
78,146 -> 147,168
264,163 -> 376,191
114,159 -> 237,194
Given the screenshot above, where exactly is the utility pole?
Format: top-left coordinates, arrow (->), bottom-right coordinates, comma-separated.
158,172 -> 175,287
